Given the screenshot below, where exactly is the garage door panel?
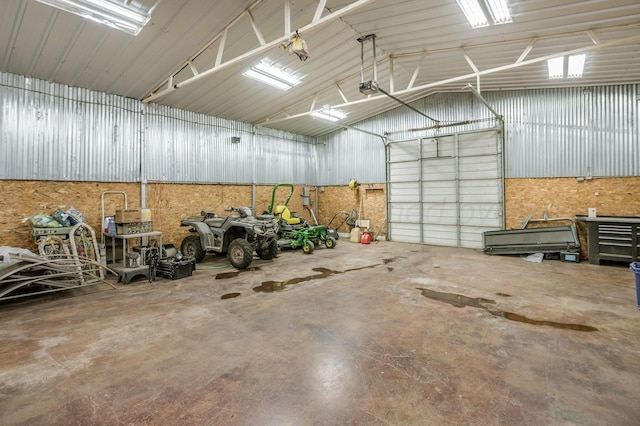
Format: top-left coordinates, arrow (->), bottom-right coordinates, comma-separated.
422,181 -> 457,203
459,179 -> 500,191
389,182 -> 420,203
390,204 -> 421,223
422,180 -> 456,191
459,158 -> 500,180
423,193 -> 457,203
389,141 -> 419,162
460,194 -> 501,204
423,158 -> 456,180
391,224 -> 422,243
459,204 -> 503,227
459,181 -> 500,203
460,226 -> 498,249
422,137 -> 455,158
423,224 -> 459,246
460,231 -> 485,248
423,203 -> 458,225
389,163 -> 420,181
459,132 -> 498,156
388,130 -> 503,246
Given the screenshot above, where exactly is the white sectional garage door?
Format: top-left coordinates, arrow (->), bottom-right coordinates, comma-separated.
387,129 -> 504,249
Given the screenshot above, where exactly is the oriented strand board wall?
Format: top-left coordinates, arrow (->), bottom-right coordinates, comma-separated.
317,184 -> 387,236
505,177 -> 640,256
0,180 -> 142,250
3,178 -> 637,254
147,183 -> 311,246
0,180 -> 314,252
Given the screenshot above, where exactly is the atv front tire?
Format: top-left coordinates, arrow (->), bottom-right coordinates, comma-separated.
258,240 -> 278,260
228,238 -> 253,269
181,235 -> 206,263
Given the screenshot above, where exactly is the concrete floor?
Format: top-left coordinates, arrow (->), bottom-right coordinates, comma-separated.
1,240 -> 639,425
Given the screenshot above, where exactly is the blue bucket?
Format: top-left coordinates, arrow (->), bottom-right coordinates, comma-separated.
630,262 -> 640,310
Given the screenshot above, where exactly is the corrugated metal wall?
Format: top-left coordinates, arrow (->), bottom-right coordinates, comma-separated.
2,70 -> 637,185
318,85 -> 639,183
1,72 -> 316,184
488,86 -> 639,178
0,73 -> 141,182
144,104 -> 254,184
253,128 -> 317,185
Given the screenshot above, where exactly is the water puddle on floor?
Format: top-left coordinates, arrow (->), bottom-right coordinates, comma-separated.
253,267 -> 339,293
416,287 -> 598,332
253,258 -> 401,294
215,267 -> 261,280
221,292 -> 241,300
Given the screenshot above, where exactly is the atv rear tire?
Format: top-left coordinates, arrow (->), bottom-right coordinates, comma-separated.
181,235 -> 206,263
258,240 -> 278,260
228,238 -> 253,269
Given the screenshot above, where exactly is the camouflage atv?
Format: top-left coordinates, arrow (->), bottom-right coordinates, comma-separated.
180,207 -> 278,269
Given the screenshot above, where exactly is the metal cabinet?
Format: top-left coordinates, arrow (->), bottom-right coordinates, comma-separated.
577,216 -> 640,265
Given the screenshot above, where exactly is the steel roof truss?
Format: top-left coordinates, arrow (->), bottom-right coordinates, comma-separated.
143,0 -> 380,103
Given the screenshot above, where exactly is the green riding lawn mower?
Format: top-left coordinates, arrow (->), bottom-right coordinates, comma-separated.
265,183 -> 338,254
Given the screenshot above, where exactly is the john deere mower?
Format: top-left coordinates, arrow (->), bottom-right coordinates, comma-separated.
265,183 -> 337,253
265,183 -> 308,230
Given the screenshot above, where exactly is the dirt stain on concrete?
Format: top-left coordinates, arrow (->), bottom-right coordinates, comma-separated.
216,267 -> 260,280
221,292 -> 241,300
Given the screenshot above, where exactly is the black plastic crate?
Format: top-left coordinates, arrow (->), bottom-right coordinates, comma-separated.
156,257 -> 196,280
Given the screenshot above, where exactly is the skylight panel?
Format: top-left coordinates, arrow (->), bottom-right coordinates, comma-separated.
547,57 -> 564,79
567,54 -> 586,78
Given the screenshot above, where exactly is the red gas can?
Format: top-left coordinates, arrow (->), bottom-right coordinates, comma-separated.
360,231 -> 373,244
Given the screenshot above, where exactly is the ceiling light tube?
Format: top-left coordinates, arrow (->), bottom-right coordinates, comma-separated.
243,61 -> 301,91
243,69 -> 294,91
567,54 -> 586,78
36,0 -> 150,35
456,0 -> 489,28
547,57 -> 564,79
485,0 -> 512,25
311,107 -> 348,122
254,62 -> 301,86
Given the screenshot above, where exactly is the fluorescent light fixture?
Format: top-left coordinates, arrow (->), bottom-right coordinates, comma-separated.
243,61 -> 301,91
567,54 -> 586,78
36,0 -> 150,35
456,0 -> 511,27
547,57 -> 564,79
311,106 -> 348,122
485,0 -> 512,25
456,0 -> 489,28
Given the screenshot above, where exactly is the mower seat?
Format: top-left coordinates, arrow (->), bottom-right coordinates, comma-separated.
274,205 -> 301,225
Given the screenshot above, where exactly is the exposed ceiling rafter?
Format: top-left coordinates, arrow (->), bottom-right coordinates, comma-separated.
259,23 -> 640,128
257,30 -> 640,128
143,0 -> 380,104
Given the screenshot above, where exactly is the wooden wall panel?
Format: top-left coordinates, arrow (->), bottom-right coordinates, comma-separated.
505,177 -> 640,256
0,180 -> 140,250
317,184 -> 387,236
2,177 -> 638,256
